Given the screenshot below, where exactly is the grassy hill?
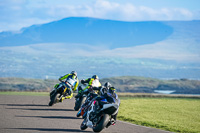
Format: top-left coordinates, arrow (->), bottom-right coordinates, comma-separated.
0,77 -> 57,91
0,76 -> 200,94
100,76 -> 200,94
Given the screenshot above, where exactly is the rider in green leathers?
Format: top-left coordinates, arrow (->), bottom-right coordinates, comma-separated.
57,71 -> 79,102
75,75 -> 101,98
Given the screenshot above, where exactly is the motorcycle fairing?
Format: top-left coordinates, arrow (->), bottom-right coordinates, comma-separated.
101,103 -> 118,115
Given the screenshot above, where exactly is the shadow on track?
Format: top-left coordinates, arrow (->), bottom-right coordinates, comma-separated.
16,115 -> 82,119
0,104 -> 48,107
6,107 -> 74,111
6,128 -> 92,132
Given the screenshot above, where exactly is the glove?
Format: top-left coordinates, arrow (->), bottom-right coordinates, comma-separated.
78,89 -> 82,94
83,89 -> 89,93
81,79 -> 85,84
88,86 -> 93,92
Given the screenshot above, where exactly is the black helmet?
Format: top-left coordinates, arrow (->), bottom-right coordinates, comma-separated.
109,87 -> 116,94
92,75 -> 99,79
104,82 -> 112,89
71,71 -> 77,76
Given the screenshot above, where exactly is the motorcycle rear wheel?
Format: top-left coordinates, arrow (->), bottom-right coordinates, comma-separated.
93,114 -> 109,132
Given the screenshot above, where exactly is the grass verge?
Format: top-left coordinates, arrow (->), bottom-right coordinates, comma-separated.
118,98 -> 200,133
0,91 -> 49,96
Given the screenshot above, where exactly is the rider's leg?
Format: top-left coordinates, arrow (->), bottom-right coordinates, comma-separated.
59,97 -> 65,102
65,89 -> 73,99
111,112 -> 118,125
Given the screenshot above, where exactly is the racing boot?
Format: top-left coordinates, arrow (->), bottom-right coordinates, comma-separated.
106,118 -> 116,128
111,118 -> 116,125
65,93 -> 73,99
59,97 -> 65,102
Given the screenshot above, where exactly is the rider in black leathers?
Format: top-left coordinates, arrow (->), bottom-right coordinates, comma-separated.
93,82 -> 119,125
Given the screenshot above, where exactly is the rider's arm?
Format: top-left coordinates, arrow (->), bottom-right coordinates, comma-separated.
93,86 -> 101,91
59,74 -> 70,81
73,78 -> 79,91
81,78 -> 91,84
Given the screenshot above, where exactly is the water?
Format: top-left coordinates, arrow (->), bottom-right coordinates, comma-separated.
154,90 -> 176,94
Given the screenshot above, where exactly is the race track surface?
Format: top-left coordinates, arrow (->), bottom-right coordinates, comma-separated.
0,95 -> 172,133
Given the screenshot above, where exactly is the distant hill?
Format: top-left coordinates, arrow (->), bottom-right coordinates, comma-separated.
100,76 -> 200,94
0,77 -> 200,94
0,17 -> 173,48
0,17 -> 199,79
0,77 -> 57,91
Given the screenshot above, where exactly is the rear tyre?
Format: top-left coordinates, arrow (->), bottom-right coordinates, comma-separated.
93,114 -> 109,132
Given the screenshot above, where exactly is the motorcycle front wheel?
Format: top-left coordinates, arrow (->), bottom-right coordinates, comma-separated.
48,92 -> 60,106
74,96 -> 86,111
93,114 -> 109,132
80,119 -> 88,130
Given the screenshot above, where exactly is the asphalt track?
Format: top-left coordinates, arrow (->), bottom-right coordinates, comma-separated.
0,95 -> 172,133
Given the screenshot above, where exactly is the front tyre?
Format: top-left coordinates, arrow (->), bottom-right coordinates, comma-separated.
48,93 -> 59,106
93,114 -> 109,132
76,110 -> 81,117
74,96 -> 86,111
74,98 -> 81,111
50,90 -> 55,97
80,119 -> 88,130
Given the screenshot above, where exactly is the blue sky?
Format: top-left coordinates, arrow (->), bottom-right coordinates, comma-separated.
0,0 -> 199,32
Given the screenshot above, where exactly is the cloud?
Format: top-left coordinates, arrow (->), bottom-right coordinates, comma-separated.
0,0 -> 199,32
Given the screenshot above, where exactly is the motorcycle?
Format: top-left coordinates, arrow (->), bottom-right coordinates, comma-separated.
80,92 -> 120,132
74,80 -> 100,111
74,85 -> 87,111
76,90 -> 98,118
48,78 -> 75,106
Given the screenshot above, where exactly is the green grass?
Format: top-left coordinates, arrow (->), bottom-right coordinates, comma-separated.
0,91 -> 49,96
118,98 -> 200,133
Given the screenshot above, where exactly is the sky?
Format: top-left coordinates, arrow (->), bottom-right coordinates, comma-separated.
0,0 -> 200,32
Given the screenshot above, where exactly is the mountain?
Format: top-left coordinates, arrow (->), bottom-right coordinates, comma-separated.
0,17 -> 173,49
0,17 -> 199,79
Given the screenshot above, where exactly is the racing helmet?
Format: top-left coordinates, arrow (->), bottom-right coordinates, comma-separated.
100,87 -> 107,95
71,71 -> 77,77
92,75 -> 99,79
109,87 -> 116,94
104,82 -> 112,89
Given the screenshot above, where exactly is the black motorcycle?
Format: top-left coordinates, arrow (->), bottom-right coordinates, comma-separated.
74,86 -> 88,111
76,90 -> 98,118
48,81 -> 73,106
80,93 -> 120,132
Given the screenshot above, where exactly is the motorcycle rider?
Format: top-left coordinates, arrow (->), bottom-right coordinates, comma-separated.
77,81 -> 119,125
95,82 -> 119,125
75,75 -> 101,98
58,71 -> 79,102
